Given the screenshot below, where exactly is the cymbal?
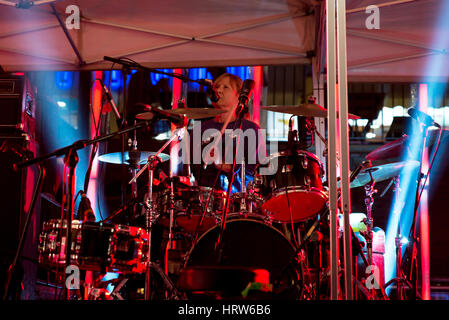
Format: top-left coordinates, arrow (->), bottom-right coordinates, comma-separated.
365,135 -> 409,161
98,151 -> 170,165
136,108 -> 225,120
262,103 -> 361,120
349,160 -> 419,188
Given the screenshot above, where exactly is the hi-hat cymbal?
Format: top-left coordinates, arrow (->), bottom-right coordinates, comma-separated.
349,160 -> 419,188
98,151 -> 170,165
262,103 -> 361,120
136,108 -> 225,120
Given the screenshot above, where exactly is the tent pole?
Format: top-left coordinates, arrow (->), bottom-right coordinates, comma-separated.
326,0 -> 340,300
347,0 -> 417,14
337,0 -> 354,300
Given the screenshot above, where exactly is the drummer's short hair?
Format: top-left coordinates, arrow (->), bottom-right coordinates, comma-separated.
214,73 -> 243,92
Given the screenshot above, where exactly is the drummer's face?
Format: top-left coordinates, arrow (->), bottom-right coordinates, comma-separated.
213,76 -> 239,111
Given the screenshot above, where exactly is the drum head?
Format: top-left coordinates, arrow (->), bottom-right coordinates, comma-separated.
262,187 -> 328,223
183,219 -> 303,299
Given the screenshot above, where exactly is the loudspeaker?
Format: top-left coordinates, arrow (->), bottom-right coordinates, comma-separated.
0,133 -> 39,299
0,75 -> 36,138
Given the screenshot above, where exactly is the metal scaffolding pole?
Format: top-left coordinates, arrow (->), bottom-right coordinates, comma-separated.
326,0 -> 354,300
326,0 -> 340,300
336,0 -> 354,300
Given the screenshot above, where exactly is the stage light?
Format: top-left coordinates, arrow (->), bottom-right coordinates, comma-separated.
57,101 -> 66,108
365,132 -> 376,139
401,237 -> 409,245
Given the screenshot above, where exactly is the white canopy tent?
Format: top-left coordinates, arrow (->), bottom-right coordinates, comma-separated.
0,0 -> 316,71
1,0 -> 447,82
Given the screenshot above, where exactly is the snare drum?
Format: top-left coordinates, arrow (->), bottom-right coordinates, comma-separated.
158,186 -> 225,233
256,150 -> 328,223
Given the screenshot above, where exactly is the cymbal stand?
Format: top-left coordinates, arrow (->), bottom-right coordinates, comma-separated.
363,169 -> 376,268
239,160 -> 247,212
143,155 -> 158,301
129,128 -> 185,300
128,126 -> 140,220
141,157 -> 180,300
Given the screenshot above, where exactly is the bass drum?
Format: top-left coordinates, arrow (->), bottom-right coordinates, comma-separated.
182,218 -> 303,299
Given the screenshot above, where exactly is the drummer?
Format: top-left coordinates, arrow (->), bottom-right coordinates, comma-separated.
187,73 -> 266,193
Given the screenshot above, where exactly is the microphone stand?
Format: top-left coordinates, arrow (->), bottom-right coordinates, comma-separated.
104,56 -> 211,89
215,105 -> 246,262
401,124 -> 431,300
384,176 -> 414,299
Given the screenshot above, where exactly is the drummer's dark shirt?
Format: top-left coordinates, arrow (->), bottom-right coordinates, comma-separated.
185,118 -> 266,193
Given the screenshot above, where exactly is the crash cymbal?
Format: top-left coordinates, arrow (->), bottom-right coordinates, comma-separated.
365,135 -> 409,161
98,150 -> 170,165
136,108 -> 225,120
349,160 -> 419,188
262,103 -> 361,120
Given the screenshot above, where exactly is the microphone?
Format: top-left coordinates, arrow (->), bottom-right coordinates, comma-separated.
78,192 -> 95,222
197,79 -> 219,103
137,103 -> 186,126
408,107 -> 441,128
99,80 -> 121,120
207,86 -> 219,103
237,79 -> 255,118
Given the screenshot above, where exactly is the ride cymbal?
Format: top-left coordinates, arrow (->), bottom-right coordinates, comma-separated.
136,108 -> 225,120
349,160 -> 419,188
262,103 -> 361,119
98,150 -> 170,165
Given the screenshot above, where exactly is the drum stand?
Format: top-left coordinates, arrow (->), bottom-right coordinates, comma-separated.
362,170 -> 389,300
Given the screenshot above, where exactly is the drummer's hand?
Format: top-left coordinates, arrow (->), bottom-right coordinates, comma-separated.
214,163 -> 232,173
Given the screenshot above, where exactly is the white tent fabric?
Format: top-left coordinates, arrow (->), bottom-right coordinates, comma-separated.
0,0 -> 316,71
1,0 -> 448,82
344,0 -> 449,82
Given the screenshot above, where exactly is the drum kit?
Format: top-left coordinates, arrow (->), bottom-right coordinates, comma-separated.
36,101 -> 421,300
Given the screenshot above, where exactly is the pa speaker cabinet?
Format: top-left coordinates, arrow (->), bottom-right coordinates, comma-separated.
0,133 -> 39,299
0,75 -> 36,138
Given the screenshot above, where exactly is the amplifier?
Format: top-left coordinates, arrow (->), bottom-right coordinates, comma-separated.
0,133 -> 39,299
0,75 -> 36,138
